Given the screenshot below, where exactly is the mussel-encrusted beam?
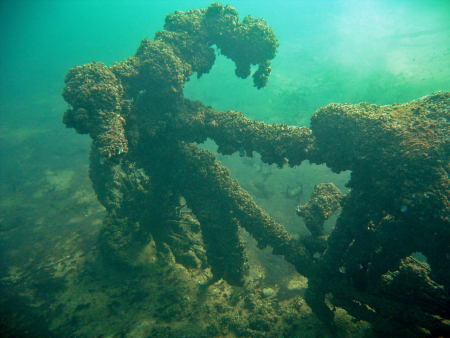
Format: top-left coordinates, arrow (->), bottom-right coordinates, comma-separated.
170,99 -> 314,168
167,142 -> 315,280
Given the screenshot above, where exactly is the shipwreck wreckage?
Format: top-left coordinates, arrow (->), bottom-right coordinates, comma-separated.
61,3 -> 450,337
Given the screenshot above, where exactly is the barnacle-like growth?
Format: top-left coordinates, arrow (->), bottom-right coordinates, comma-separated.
62,62 -> 129,161
159,2 -> 278,88
62,3 -> 450,337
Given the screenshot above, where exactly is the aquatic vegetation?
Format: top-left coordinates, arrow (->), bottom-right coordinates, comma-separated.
61,2 -> 450,337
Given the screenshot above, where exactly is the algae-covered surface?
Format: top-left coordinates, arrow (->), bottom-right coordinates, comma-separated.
1,1 -> 450,338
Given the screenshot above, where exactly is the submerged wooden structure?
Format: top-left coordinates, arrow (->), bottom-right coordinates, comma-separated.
62,3 -> 450,337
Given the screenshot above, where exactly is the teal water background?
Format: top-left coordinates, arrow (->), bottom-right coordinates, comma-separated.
1,0 -> 449,128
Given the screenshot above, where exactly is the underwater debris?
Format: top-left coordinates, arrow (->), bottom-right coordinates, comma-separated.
296,182 -> 343,237
61,2 -> 450,337
285,183 -> 303,200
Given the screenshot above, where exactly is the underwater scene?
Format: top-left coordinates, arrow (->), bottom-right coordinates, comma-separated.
1,1 -> 450,337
